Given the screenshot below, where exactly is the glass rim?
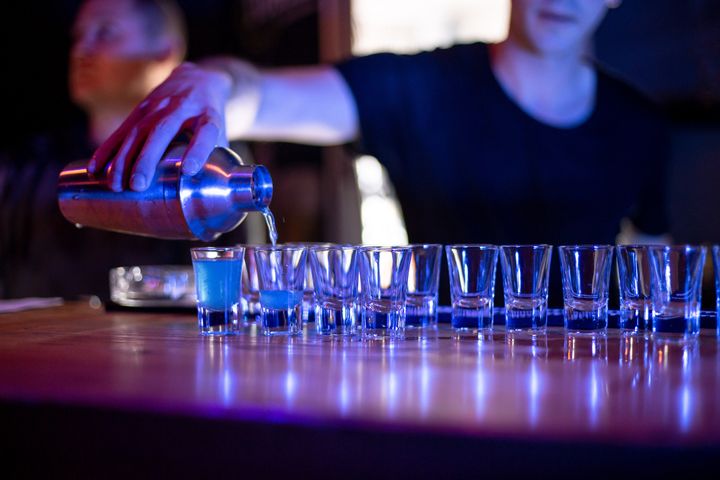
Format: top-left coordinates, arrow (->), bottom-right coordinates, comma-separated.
646,244 -> 707,252
253,244 -> 307,252
445,243 -> 498,250
615,244 -> 665,250
285,241 -> 334,247
407,243 -> 443,249
307,243 -> 358,251
358,245 -> 412,252
190,246 -> 244,253
558,244 -> 613,251
191,246 -> 244,260
499,244 -> 552,250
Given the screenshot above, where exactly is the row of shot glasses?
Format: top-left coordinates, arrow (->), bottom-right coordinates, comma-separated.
190,243 -> 716,340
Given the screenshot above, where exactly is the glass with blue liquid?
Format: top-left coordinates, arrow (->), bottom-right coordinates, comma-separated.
255,245 -> 307,336
558,245 -> 614,334
499,244 -> 552,332
358,246 -> 412,338
309,244 -> 359,335
191,247 -> 244,336
648,245 -> 706,339
405,244 -> 442,329
446,244 -> 498,333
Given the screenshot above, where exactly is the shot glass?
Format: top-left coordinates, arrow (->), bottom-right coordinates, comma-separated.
714,245 -> 720,337
616,245 -> 654,332
499,244 -> 552,332
405,244 -> 442,328
190,247 -> 244,336
240,245 -> 261,322
648,245 -> 706,338
445,245 -> 499,332
309,245 -> 359,335
558,245 -> 614,333
288,242 -> 331,323
358,246 -> 412,338
254,245 -> 308,336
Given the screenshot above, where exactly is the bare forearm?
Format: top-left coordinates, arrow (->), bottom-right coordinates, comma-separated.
200,58 -> 358,145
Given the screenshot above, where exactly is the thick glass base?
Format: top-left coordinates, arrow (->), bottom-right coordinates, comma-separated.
197,305 -> 238,336
564,304 -> 608,333
262,305 -> 302,336
362,309 -> 404,338
405,294 -> 438,328
315,304 -> 357,335
451,306 -> 493,331
505,306 -> 547,331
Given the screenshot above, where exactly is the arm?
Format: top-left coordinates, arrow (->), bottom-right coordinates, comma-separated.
90,58 -> 359,192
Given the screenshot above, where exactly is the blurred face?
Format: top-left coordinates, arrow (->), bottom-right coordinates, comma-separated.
509,0 -> 610,55
70,0 -> 175,110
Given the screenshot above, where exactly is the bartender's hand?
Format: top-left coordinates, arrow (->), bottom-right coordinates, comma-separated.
89,62 -> 234,192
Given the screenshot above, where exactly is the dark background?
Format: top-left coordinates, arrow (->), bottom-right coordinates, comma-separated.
2,0 -> 720,303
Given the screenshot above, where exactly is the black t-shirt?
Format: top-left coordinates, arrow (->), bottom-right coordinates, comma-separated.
337,43 -> 669,306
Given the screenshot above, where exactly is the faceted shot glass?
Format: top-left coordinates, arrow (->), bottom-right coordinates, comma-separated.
499,244 -> 552,332
445,245 -> 499,332
558,245 -> 614,334
714,245 -> 720,337
358,246 -> 412,338
648,245 -> 706,339
616,245 -> 655,333
190,247 -> 245,336
288,242 -> 331,324
254,245 -> 308,336
239,245 -> 261,322
405,244 -> 442,328
309,244 -> 359,335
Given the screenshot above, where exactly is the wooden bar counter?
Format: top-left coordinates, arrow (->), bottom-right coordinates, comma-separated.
2,302 -> 719,477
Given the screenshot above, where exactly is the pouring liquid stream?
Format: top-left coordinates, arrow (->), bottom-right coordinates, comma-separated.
261,207 -> 278,246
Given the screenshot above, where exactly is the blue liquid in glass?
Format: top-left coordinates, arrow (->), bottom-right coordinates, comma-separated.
260,290 -> 303,309
193,259 -> 242,310
260,290 -> 303,332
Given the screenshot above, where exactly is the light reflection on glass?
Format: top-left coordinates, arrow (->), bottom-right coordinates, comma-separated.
564,334 -> 608,363
680,384 -> 693,432
339,350 -> 350,415
420,356 -> 431,416
475,356 -> 486,419
588,362 -> 600,427
528,361 -> 540,425
285,371 -> 297,405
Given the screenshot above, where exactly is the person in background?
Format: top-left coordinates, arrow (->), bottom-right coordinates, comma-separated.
0,0 -> 217,300
91,0 -> 671,306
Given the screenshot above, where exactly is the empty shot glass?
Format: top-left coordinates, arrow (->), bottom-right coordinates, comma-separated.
309,244 -> 359,335
616,245 -> 654,332
446,245 -> 499,332
648,245 -> 706,338
190,247 -> 245,336
558,245 -> 614,333
714,245 -> 720,337
254,245 -> 308,336
240,245 -> 261,322
406,244 -> 442,328
288,242 -> 331,323
499,244 -> 552,332
358,246 -> 412,338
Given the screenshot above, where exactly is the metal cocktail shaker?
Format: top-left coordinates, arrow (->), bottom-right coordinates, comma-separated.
58,144 -> 272,241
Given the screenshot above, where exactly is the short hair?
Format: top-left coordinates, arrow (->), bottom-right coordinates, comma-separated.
131,0 -> 188,60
